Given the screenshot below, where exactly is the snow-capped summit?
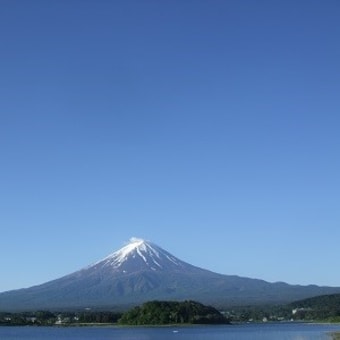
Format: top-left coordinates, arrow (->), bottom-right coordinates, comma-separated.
2,237 -> 340,311
90,237 -> 185,273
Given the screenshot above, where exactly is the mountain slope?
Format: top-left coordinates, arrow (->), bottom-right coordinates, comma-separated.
290,293 -> 340,310
289,294 -> 340,320
1,238 -> 340,311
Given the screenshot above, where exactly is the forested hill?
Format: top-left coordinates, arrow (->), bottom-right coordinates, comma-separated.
119,300 -> 229,325
291,293 -> 340,309
290,293 -> 340,321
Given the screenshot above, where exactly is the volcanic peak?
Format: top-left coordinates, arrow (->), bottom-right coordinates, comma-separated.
90,237 -> 182,272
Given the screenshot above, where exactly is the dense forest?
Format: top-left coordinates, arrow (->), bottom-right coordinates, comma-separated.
289,293 -> 340,322
119,300 -> 229,325
1,294 -> 340,326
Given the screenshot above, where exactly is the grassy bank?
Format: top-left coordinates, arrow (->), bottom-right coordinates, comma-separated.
331,332 -> 340,339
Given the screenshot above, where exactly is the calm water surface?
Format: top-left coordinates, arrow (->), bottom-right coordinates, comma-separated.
1,323 -> 340,339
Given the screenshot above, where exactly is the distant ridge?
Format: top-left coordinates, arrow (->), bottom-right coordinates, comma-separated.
1,238 -> 340,311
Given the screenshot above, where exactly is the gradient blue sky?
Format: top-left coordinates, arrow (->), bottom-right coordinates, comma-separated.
1,0 -> 340,292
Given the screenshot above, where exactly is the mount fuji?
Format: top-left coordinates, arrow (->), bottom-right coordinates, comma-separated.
1,237 -> 340,311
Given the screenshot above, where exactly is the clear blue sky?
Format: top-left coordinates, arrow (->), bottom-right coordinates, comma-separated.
1,0 -> 340,292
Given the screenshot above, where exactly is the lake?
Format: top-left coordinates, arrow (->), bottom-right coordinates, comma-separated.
1,323 -> 340,339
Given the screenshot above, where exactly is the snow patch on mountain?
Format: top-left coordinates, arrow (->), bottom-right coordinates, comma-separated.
89,237 -> 182,272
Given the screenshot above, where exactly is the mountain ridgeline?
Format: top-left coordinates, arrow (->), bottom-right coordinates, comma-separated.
1,238 -> 340,311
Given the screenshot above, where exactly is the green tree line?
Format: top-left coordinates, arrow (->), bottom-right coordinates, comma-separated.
119,300 -> 229,325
